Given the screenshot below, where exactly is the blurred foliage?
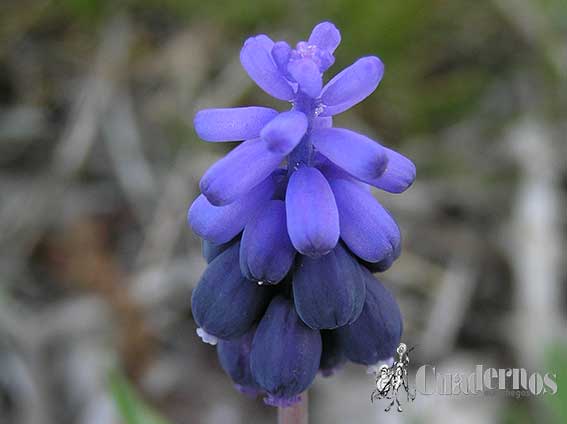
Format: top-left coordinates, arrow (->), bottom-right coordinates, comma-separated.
12,0 -> 551,141
109,371 -> 172,424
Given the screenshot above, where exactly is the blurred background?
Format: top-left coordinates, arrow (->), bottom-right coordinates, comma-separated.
0,1 -> 565,423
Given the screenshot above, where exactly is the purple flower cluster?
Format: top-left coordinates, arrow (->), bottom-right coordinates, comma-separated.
188,22 -> 415,407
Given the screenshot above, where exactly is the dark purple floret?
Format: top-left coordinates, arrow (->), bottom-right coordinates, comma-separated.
336,269 -> 403,365
191,242 -> 272,340
250,296 -> 322,407
217,326 -> 263,397
292,242 -> 365,329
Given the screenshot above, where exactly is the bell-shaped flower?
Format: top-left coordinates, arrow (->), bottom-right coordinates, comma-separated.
217,326 -> 262,397
292,242 -> 365,329
191,242 -> 272,340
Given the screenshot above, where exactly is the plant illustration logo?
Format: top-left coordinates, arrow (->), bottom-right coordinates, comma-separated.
371,342 -> 416,412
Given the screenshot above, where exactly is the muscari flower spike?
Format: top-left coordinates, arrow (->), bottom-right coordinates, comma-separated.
188,21 -> 415,407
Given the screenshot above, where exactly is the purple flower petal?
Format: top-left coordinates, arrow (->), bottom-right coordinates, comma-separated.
285,167 -> 339,257
240,36 -> 294,101
250,296 -> 321,407
194,107 -> 278,142
320,56 -> 384,116
260,111 -> 308,155
310,128 -> 388,186
287,58 -> 322,98
373,147 -> 416,193
189,173 -> 276,244
336,271 -> 403,365
200,138 -> 283,206
329,177 -> 401,263
240,200 -> 296,284
293,243 -> 366,329
308,22 -> 341,54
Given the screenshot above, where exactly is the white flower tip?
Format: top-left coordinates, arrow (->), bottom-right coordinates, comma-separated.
196,327 -> 218,345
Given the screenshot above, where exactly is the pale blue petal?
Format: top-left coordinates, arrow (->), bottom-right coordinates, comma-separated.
308,22 -> 341,53
320,56 -> 384,116
310,128 -> 388,186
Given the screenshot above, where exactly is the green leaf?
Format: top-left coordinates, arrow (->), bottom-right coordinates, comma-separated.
108,370 -> 171,424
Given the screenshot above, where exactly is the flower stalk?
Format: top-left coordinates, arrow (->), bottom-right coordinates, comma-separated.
278,391 -> 308,424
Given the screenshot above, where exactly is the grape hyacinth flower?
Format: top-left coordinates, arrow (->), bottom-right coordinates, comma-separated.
188,21 -> 415,409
